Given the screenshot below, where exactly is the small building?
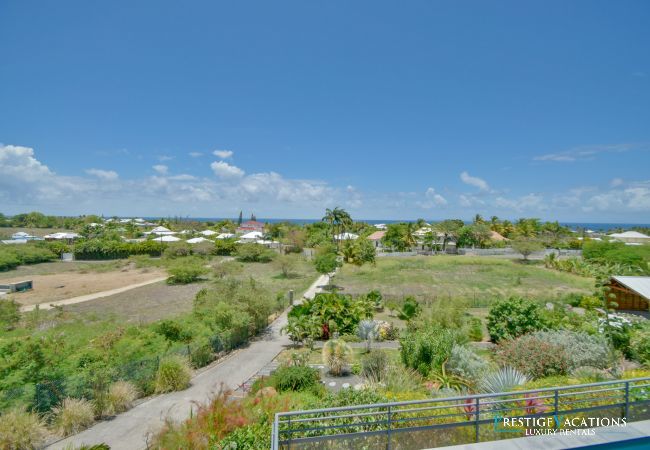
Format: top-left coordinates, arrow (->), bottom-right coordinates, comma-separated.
607,231 -> 650,244
186,237 -> 210,244
334,232 -> 359,241
200,230 -> 218,237
216,232 -> 236,240
11,231 -> 40,240
238,231 -> 265,243
154,235 -> 181,242
44,232 -> 80,243
367,231 -> 386,250
607,276 -> 650,310
237,220 -> 265,234
149,226 -> 176,236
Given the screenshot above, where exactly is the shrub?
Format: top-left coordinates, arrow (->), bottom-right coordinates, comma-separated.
106,381 -> 138,414
52,397 -> 96,436
236,244 -> 275,262
273,254 -> 297,277
163,242 -> 192,259
0,407 -> 48,448
480,366 -> 527,393
630,325 -> 650,366
530,330 -> 613,371
0,299 -> 21,331
361,350 -> 389,382
154,356 -> 192,393
357,320 -> 378,351
400,325 -> 458,376
190,342 -> 215,368
487,297 -> 544,342
213,238 -> 238,256
322,339 -> 353,376
270,366 -> 320,392
213,260 -> 243,278
467,317 -> 483,342
397,296 -> 421,321
446,345 -> 489,385
496,335 -> 571,379
166,257 -> 208,284
154,320 -> 192,343
383,365 -> 424,393
218,423 -> 271,450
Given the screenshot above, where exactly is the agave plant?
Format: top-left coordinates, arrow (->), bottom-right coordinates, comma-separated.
322,339 -> 353,376
357,320 -> 378,352
479,366 -> 527,394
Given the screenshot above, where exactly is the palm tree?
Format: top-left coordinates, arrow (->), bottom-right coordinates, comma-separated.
322,207 -> 352,248
401,223 -> 417,250
435,220 -> 461,252
473,214 -> 485,225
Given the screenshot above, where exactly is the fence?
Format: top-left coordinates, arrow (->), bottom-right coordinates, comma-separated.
272,377 -> 650,450
378,248 -> 583,258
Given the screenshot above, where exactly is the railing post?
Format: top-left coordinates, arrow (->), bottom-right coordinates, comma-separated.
475,397 -> 480,443
554,389 -> 559,429
287,415 -> 291,450
272,414 -> 279,450
624,381 -> 630,419
387,405 -> 392,450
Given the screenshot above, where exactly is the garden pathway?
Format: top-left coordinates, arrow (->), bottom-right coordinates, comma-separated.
48,272 -> 330,450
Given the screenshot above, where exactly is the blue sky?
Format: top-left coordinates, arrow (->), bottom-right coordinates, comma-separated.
1,0 -> 649,222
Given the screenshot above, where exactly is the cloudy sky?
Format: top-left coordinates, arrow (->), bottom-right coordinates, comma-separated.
1,1 -> 649,222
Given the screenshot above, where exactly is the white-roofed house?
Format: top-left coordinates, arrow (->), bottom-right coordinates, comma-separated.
334,232 -> 359,241
153,235 -> 181,242
238,231 -> 264,243
607,276 -> 650,310
149,226 -> 177,236
607,231 -> 650,244
200,230 -> 218,237
216,233 -> 236,240
186,237 -> 210,244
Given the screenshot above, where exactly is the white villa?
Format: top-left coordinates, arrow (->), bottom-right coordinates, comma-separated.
608,231 -> 650,244
334,232 -> 359,241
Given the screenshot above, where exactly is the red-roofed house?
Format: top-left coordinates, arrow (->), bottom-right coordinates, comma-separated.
367,230 -> 386,250
237,220 -> 265,234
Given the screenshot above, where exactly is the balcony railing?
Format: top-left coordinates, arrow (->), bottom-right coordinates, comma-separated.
271,377 -> 650,449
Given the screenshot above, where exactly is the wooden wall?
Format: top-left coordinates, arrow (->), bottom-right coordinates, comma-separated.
607,280 -> 649,311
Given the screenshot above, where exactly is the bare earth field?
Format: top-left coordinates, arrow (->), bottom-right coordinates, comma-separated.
4,266 -> 167,306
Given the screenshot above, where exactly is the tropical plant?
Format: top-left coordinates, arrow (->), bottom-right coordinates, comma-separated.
360,350 -> 389,382
106,381 -> 138,415
446,345 -> 489,386
397,296 -> 421,321
322,339 -> 353,376
357,320 -> 378,352
235,244 -> 275,262
400,325 -> 458,376
270,366 -> 320,392
511,237 -> 544,260
496,335 -> 571,379
479,367 -> 528,393
166,257 -> 208,284
313,251 -> 340,276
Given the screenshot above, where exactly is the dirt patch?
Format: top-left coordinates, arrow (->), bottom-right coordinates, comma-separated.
5,267 -> 167,306
60,280 -> 204,323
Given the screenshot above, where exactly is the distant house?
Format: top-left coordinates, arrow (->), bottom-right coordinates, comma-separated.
490,230 -> 508,241
237,220 -> 265,234
216,232 -> 236,240
149,226 -> 176,236
607,276 -> 650,311
11,231 -> 39,240
186,237 -> 209,244
334,232 -> 359,241
238,231 -> 264,243
608,231 -> 650,244
153,235 -> 181,242
200,230 -> 218,237
367,231 -> 386,250
374,223 -> 388,230
44,232 -> 80,242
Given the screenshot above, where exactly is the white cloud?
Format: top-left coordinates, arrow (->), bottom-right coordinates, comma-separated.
213,149 -> 234,159
211,161 -> 245,178
152,164 -> 168,175
610,178 -> 624,187
494,194 -> 544,212
158,155 -> 174,161
85,168 -> 119,181
189,151 -> 203,158
460,171 -> 489,191
534,143 -> 644,163
418,187 -> 447,209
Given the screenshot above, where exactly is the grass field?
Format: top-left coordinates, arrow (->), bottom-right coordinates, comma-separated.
335,255 -> 594,302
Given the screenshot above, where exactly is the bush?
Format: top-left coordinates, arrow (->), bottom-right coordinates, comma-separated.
400,326 -> 458,376
163,242 -> 192,259
214,238 -> 238,256
0,407 -> 48,448
630,325 -> 650,366
52,397 -> 96,436
236,244 -> 275,262
0,299 -> 21,331
106,381 -> 138,415
189,342 -> 215,368
166,258 -> 208,284
154,356 -> 192,393
467,317 -> 483,342
530,330 -> 613,371
495,335 -> 571,379
313,251 -> 340,275
360,350 -> 388,381
322,339 -> 353,376
270,366 -> 320,392
446,345 -> 489,385
487,297 -> 544,342
397,296 -> 421,321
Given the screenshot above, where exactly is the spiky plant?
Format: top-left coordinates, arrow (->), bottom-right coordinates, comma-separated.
479,366 -> 527,394
357,320 -> 378,352
322,339 -> 353,376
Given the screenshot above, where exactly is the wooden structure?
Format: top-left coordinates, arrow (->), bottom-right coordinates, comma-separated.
607,276 -> 650,311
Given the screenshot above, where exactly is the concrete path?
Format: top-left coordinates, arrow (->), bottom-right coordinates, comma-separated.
48,273 -> 329,450
20,277 -> 168,312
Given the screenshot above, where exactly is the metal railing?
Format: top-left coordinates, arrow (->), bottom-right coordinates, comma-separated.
271,377 -> 650,449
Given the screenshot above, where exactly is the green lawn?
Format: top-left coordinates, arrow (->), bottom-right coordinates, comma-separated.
335,256 -> 594,303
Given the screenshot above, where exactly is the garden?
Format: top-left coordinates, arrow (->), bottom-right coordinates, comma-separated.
150,280 -> 650,449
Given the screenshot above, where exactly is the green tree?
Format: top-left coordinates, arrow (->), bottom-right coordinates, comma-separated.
511,237 -> 544,260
